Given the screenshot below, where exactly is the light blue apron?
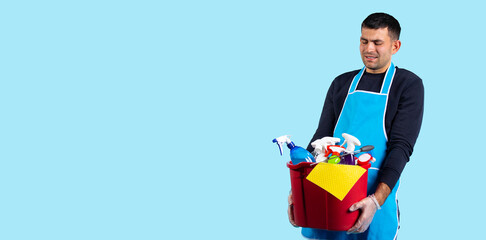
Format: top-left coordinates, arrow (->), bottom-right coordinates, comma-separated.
302,63 -> 400,240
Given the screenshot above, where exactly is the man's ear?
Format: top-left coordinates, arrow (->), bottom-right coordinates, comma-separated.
392,40 -> 401,55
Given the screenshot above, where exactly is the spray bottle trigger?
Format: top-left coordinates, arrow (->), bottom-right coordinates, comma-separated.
272,139 -> 283,155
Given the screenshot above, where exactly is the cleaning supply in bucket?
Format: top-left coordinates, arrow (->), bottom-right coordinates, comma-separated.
338,145 -> 375,165
328,154 -> 341,164
357,153 -> 375,169
339,133 -> 362,165
273,135 -> 315,164
311,137 -> 341,163
341,133 -> 361,152
326,145 -> 346,164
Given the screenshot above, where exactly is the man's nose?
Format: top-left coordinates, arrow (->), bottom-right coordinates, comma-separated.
365,43 -> 375,52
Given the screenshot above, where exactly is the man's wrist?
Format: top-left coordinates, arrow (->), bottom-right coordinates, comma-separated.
374,182 -> 391,206
369,194 -> 381,210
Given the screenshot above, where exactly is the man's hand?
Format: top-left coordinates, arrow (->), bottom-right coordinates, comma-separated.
347,183 -> 390,234
288,191 -> 298,227
346,196 -> 379,234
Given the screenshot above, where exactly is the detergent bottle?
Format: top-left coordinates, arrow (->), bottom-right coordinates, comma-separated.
273,135 -> 315,164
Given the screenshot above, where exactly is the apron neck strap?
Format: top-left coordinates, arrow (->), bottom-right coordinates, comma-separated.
380,62 -> 395,94
348,62 -> 396,94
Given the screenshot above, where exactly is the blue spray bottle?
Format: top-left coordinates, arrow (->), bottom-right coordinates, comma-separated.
272,135 -> 315,164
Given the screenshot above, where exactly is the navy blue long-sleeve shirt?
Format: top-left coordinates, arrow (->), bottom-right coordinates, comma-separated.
306,66 -> 424,190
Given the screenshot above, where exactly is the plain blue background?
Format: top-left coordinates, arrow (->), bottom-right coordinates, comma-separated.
1,1 -> 485,239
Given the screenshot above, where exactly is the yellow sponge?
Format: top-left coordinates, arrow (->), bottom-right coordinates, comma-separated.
306,163 -> 366,201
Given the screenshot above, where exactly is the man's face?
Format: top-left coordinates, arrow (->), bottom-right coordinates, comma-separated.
360,27 -> 401,73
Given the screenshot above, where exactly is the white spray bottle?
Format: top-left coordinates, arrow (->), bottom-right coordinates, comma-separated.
341,133 -> 361,152
340,133 -> 361,165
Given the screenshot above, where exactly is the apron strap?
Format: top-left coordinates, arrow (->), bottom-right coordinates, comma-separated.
380,62 -> 396,94
348,67 -> 365,94
348,63 -> 396,95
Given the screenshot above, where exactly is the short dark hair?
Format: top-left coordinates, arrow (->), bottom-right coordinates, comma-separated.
361,13 -> 401,40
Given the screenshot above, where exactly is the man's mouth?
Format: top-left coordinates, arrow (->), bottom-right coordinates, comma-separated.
365,56 -> 378,60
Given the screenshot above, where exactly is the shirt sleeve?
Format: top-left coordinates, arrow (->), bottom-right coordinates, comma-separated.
379,74 -> 424,190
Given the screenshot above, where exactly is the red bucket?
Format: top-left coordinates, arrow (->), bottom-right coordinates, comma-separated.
287,161 -> 367,231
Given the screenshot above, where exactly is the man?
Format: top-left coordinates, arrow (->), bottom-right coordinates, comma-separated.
288,13 -> 424,239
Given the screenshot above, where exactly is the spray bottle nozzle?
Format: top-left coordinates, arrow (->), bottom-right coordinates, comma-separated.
272,135 -> 292,156
341,133 -> 361,152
